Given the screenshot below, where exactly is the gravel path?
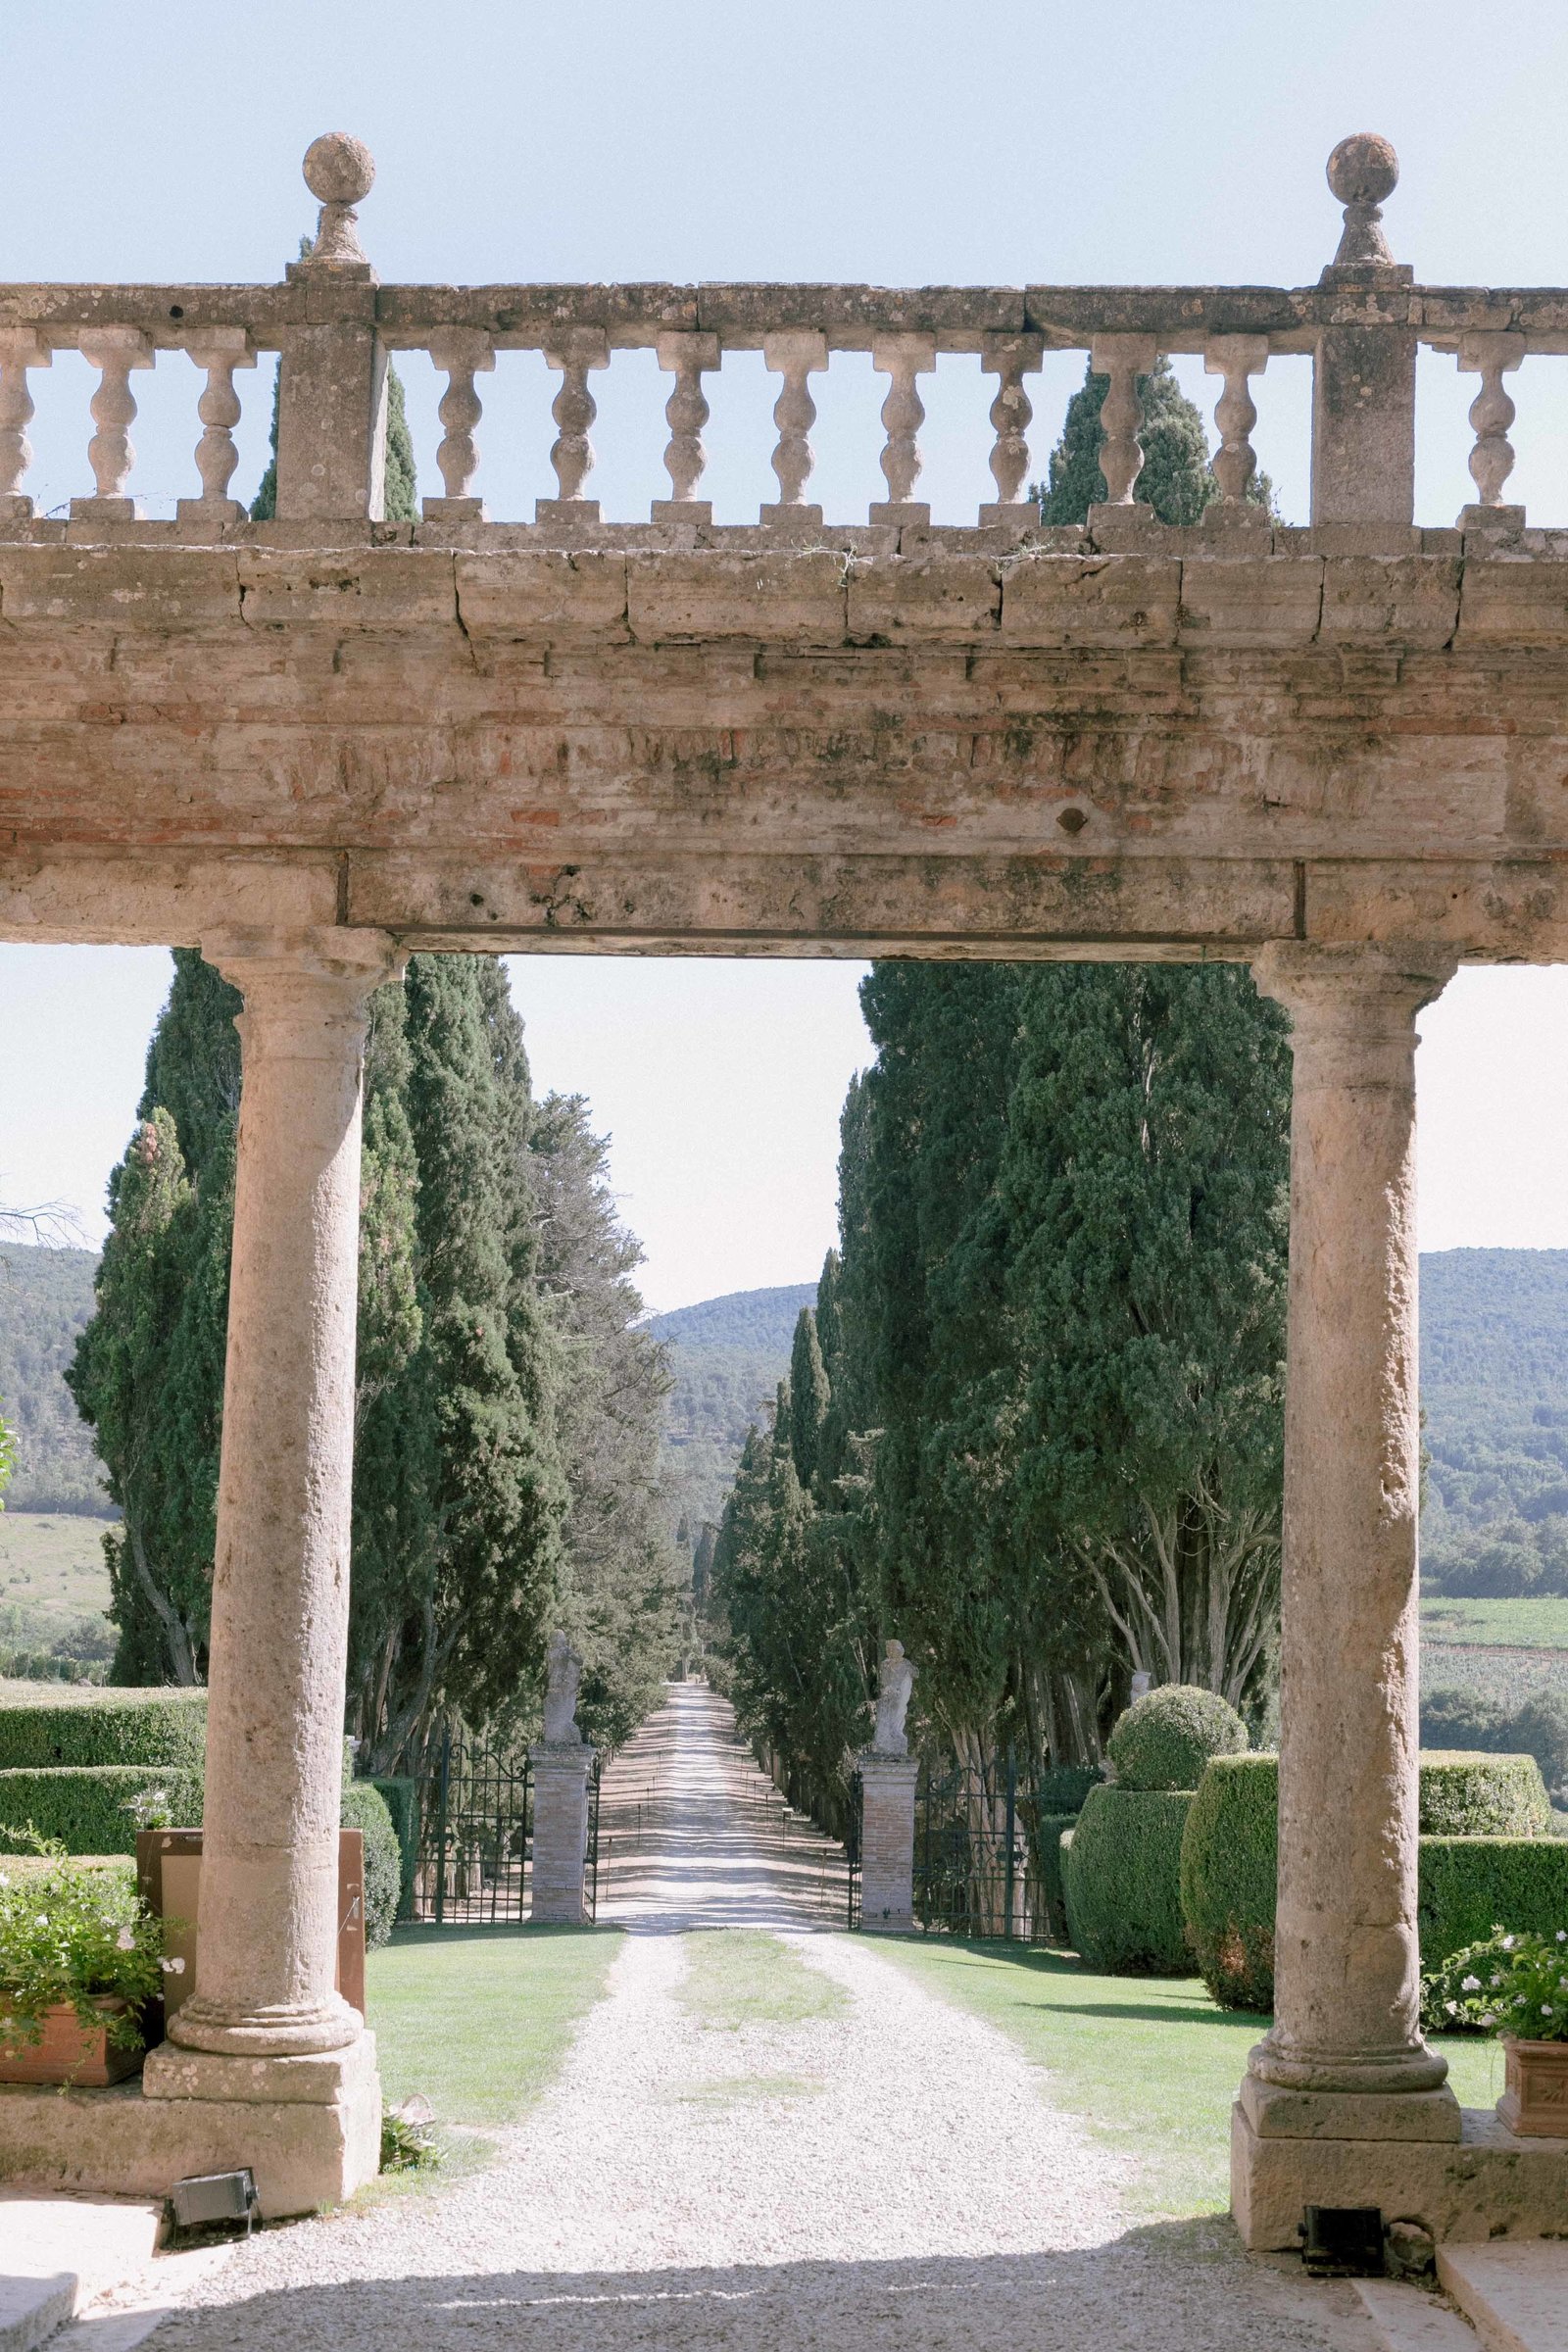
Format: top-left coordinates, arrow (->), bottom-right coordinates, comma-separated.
155,1688 -> 1379,2352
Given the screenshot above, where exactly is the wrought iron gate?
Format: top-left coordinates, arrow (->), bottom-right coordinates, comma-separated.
911,1755 -> 1063,1943
415,1730 -> 532,1924
845,1768 -> 862,1929
414,1732 -> 604,1925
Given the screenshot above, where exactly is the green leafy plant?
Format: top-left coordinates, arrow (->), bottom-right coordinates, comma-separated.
121,1786 -> 174,1833
0,1830 -> 174,2052
379,2097 -> 440,2174
1421,1931 -> 1518,2034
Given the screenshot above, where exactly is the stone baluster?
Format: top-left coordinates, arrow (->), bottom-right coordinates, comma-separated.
1234,944 -> 1461,2238
143,929 -> 400,2214
1456,329 -> 1526,535
72,326 -> 154,522
1203,335 -> 1270,516
422,329 -> 496,522
1088,333 -> 1158,524
538,330 -> 609,524
979,333 -> 1044,527
760,329 -> 828,526
869,332 -> 936,530
176,330 -> 258,525
0,331 -> 49,523
653,330 -> 719,524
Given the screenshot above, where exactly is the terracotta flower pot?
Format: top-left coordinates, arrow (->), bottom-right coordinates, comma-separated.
1497,2035 -> 1568,2137
0,1998 -> 143,2087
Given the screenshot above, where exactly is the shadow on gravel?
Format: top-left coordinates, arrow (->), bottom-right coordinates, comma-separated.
155,2231 -> 1357,2352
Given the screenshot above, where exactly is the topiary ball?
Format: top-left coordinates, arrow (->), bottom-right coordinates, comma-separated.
1107,1684 -> 1249,1792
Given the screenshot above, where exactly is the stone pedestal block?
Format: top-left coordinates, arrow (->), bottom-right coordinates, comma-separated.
857,1752 -> 918,1933
1231,2099 -> 1568,2250
529,1743 -> 595,1925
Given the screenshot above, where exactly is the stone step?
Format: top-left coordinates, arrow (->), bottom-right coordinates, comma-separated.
0,2195 -> 162,2352
1355,2278 -> 1483,2352
1438,2245 -> 1568,2352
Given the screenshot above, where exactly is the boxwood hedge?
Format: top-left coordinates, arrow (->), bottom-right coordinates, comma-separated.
1105,1685 -> 1248,1793
1181,1750 -> 1568,2009
341,1781 -> 401,1949
0,1690 -> 207,1772
1418,1752 -> 1551,1838
1062,1786 -> 1194,1973
1033,1811 -> 1078,1943
367,1775 -> 418,1921
0,1765 -> 205,1854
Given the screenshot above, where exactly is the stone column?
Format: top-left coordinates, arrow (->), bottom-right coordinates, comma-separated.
529,1744 -> 595,1924
856,1753 -> 918,1932
142,930 -> 398,2210
1243,943 -> 1458,2154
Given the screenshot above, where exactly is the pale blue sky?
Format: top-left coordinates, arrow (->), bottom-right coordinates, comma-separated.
3,2 -> 1568,1307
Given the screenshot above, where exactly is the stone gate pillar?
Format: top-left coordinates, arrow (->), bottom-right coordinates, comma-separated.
1233,942 -> 1459,2244
142,928 -> 399,2213
856,1755 -> 917,1932
528,1744 -> 596,1924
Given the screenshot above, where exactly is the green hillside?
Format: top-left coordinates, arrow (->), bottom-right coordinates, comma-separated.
0,1248 -> 107,1514
650,1283 -> 814,1535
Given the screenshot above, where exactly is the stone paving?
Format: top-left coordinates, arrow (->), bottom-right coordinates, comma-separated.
144,1685 -> 1389,2352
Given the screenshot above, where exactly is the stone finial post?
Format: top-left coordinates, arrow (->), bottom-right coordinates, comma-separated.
274,134 -> 388,524
529,1632 -> 595,1924
1241,945 -> 1460,2163
1312,136 -> 1416,530
857,1640 -> 918,1932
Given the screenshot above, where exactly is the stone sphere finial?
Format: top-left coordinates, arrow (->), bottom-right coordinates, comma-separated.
1325,133 -> 1400,271
299,133 -> 375,269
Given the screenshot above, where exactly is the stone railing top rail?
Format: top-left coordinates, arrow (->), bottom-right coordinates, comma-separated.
0,131 -> 1554,536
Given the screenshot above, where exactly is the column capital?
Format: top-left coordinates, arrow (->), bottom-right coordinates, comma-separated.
1251,940 -> 1457,1023
200,928 -> 404,1055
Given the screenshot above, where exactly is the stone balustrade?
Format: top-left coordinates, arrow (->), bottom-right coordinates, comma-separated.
0,130 -> 1562,541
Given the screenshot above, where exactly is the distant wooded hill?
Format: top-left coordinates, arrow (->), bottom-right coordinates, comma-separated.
649,1283 -> 816,1536
0,1249 -> 107,1513
8,1248 -> 1568,1584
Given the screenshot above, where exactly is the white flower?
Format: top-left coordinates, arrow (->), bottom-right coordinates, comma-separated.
1492,1974 -> 1504,1986
1543,2005 -> 1554,2018
33,1915 -> 47,1929
1503,1936 -> 1517,1950
115,1926 -> 135,1952
1446,1998 -> 1459,2014
1556,1931 -> 1566,1942
1462,1975 -> 1482,1991
159,1956 -> 185,1976
1482,2012 -> 1496,2027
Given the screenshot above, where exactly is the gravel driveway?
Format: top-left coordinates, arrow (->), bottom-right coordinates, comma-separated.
154,1689 -> 1381,2352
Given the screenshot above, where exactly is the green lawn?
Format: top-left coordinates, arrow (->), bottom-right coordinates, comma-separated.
1422,1594 -> 1568,1649
366,1924 -> 623,2128
678,1929 -> 848,2032
870,1938 -> 1505,2220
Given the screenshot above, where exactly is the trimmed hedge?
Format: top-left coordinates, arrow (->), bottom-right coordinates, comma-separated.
1062,1786 -> 1194,1973
1106,1685 -> 1248,1793
341,1782 -> 400,1950
1036,1766 -> 1102,1816
1034,1811 -> 1078,1942
0,1765 -> 204,1855
0,1691 -> 206,1772
1420,1836 -> 1568,1962
368,1776 -> 418,1921
1181,1752 -> 1568,2010
1419,1752 -> 1551,1838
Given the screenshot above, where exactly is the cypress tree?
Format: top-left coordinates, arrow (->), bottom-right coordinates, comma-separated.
786,1307 -> 829,1494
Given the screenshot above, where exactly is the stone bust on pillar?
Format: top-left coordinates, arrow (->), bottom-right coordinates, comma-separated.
872,1639 -> 915,1756
541,1630 -> 583,1746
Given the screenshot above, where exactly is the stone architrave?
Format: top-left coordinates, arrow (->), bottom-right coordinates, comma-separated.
1232,943 -> 1460,2238
140,928 -> 401,2217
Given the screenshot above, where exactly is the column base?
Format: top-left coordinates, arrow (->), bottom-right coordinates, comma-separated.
1240,2072 -> 1461,2143
0,2033 -> 381,2220
1231,2098 -> 1568,2250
